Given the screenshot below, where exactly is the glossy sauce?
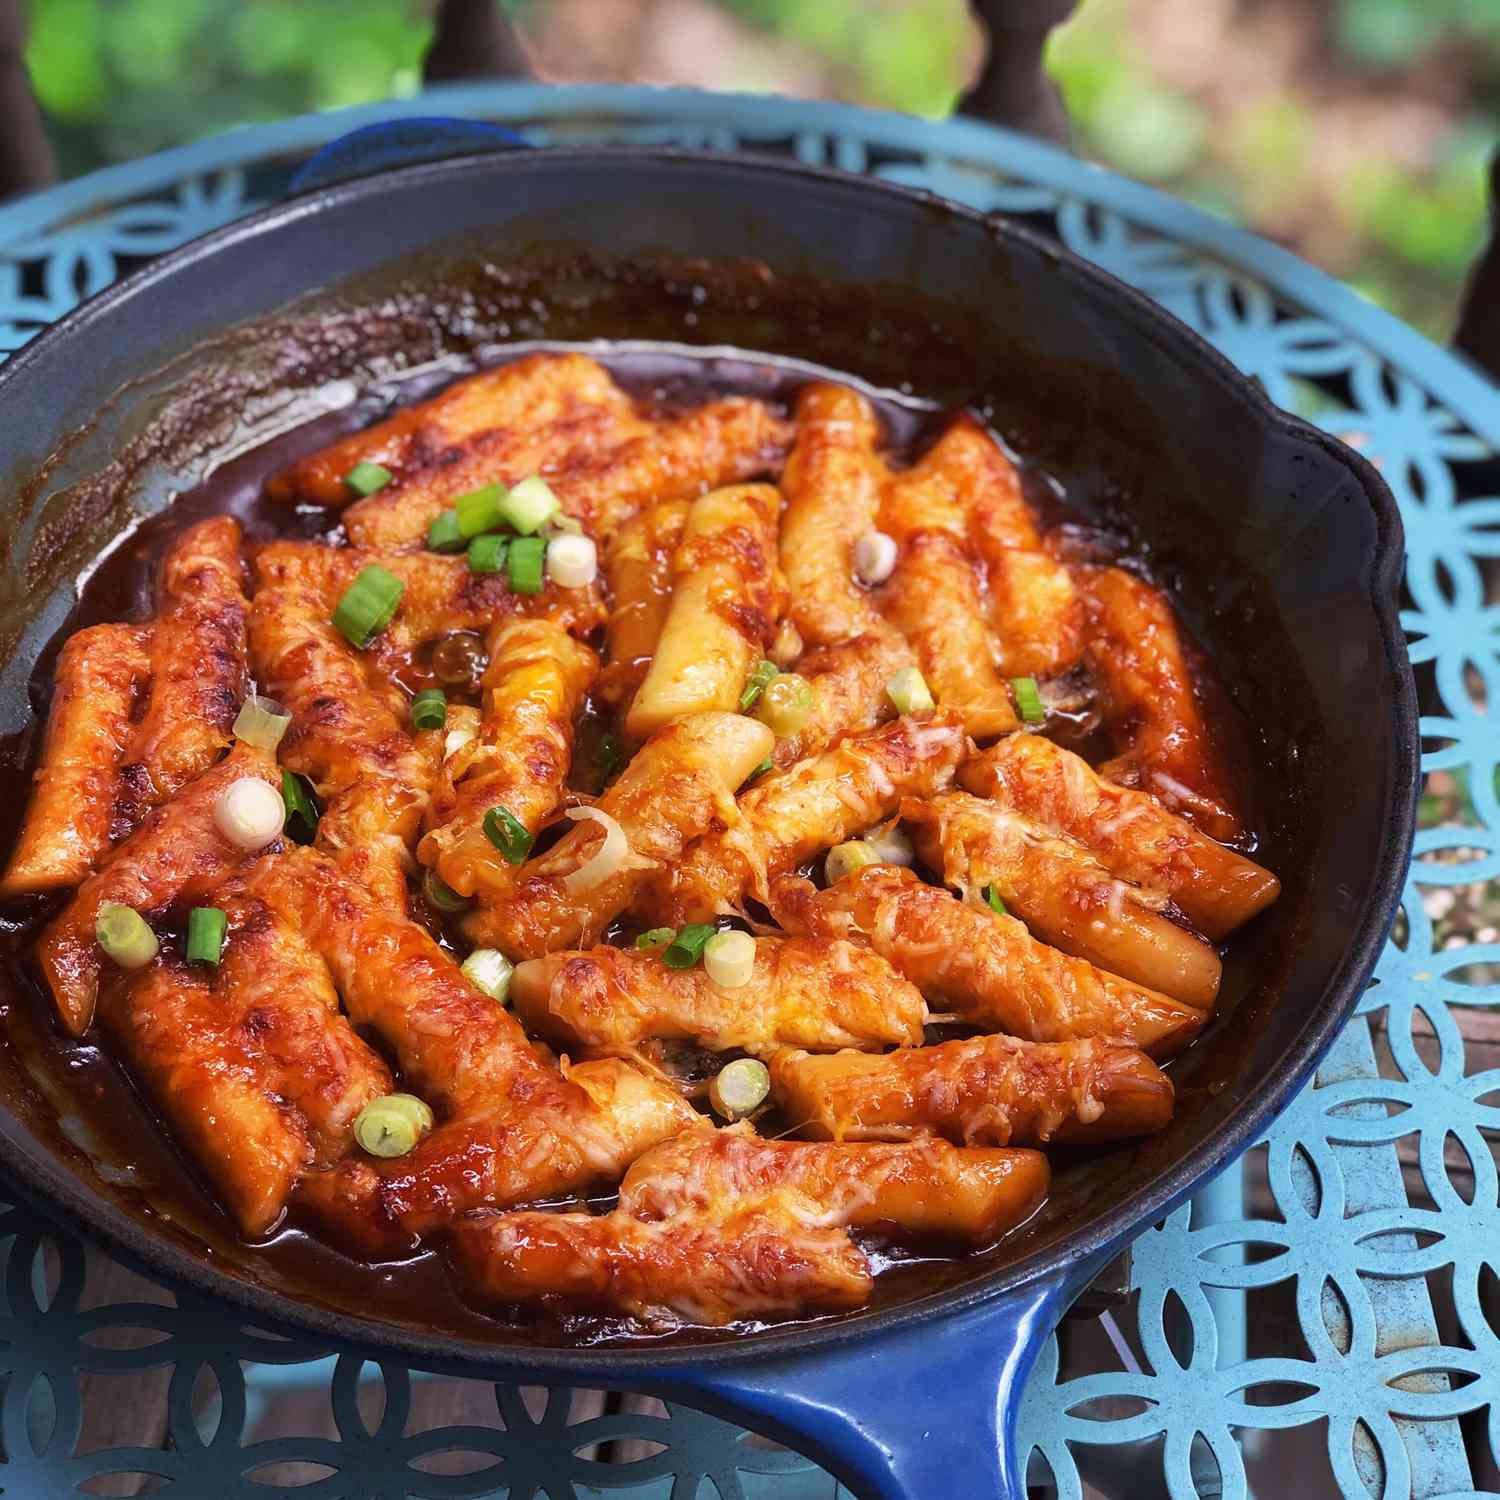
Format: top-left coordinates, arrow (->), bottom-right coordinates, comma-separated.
0,343 -> 1258,1342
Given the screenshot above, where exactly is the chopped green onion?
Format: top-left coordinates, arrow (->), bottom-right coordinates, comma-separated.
354,1093 -> 433,1158
636,927 -> 676,951
984,885 -> 1007,916
704,929 -> 756,988
344,461 -> 393,496
499,475 -> 560,534
739,659 -> 778,711
1012,676 -> 1046,724
543,512 -> 583,537
422,869 -> 469,913
507,535 -> 546,595
745,757 -> 775,784
467,533 -> 508,574
596,732 -> 624,787
332,563 -> 404,648
187,906 -> 227,965
483,805 -> 534,864
886,666 -> 935,715
410,688 -> 447,732
214,777 -> 285,851
427,510 -> 465,554
709,1058 -> 771,1121
455,483 -> 505,538
755,673 -> 814,737
232,694 -> 291,752
662,922 -> 715,970
96,903 -> 158,970
462,947 -> 513,1001
825,841 -> 881,885
281,770 -> 320,843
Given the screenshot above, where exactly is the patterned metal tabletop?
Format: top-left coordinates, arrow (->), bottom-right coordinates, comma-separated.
1,84 -> 1497,1500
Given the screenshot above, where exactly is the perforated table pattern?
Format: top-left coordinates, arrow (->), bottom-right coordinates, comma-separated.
0,86 -> 1496,1500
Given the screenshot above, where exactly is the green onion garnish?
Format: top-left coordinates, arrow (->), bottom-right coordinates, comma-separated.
354,1093 -> 433,1158
662,923 -> 715,970
597,732 -> 624,787
187,906 -> 227,965
746,757 -> 774,783
422,868 -> 469,913
344,461 -> 393,496
507,535 -> 546,595
483,805 -> 534,864
499,475 -> 560,534
739,659 -> 778,711
411,688 -> 447,732
636,927 -> 676,951
427,510 -> 465,554
462,947 -> 513,1001
96,903 -> 158,970
332,563 -> 404,648
1012,676 -> 1046,724
984,885 -> 1007,916
886,666 -> 935,716
709,1056 -> 770,1120
468,534 -> 508,574
281,770 -> 320,843
455,483 -> 505,538
232,694 -> 291,752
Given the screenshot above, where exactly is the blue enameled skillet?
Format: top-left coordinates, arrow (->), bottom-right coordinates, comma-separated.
0,146 -> 1416,1498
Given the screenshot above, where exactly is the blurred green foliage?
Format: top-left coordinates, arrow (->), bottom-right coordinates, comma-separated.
1047,0 -> 1498,338
17,0 -> 1499,339
25,0 -> 429,177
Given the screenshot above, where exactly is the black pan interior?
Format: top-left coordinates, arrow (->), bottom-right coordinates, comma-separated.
0,150 -> 1413,1371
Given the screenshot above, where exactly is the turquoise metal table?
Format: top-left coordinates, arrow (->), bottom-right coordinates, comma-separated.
0,85 -> 1496,1500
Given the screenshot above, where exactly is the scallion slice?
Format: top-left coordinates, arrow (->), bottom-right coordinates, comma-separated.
410,687 -> 447,732
187,906 -> 227,965
96,903 -> 158,970
755,673 -> 814,737
662,922 -> 715,970
344,461 -> 392,496
427,509 -> 465,554
332,563 -> 404,648
825,840 -> 880,885
704,929 -> 756,988
467,533 -> 508,574
984,885 -> 1007,916
462,947 -> 514,1001
354,1093 -> 433,1157
483,805 -> 534,864
499,474 -> 560,534
635,927 -> 676,951
709,1057 -> 770,1121
739,659 -> 778,711
281,769 -> 320,843
455,483 -> 505,538
232,694 -> 291,751
1012,675 -> 1046,724
507,535 -> 546,595
423,868 -> 469,913
885,666 -> 935,715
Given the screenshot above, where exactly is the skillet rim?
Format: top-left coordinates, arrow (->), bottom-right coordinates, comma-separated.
0,146 -> 1418,1376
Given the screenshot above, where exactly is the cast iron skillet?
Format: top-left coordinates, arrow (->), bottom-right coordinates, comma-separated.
0,142 -> 1417,1498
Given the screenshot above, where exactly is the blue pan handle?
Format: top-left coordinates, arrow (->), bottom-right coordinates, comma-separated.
658,1262 -> 1098,1500
285,116 -> 528,196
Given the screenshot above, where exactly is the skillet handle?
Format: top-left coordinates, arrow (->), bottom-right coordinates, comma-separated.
285,116 -> 527,197
661,1267 -> 1090,1500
